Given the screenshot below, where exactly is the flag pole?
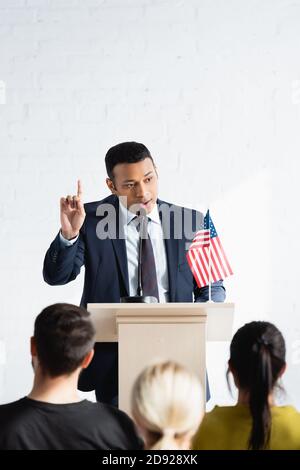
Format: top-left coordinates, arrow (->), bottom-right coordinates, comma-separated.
208,209 -> 212,303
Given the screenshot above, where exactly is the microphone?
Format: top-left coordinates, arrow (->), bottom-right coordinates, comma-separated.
121,214 -> 158,304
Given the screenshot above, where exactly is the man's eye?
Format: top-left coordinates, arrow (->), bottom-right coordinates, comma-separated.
145,177 -> 152,183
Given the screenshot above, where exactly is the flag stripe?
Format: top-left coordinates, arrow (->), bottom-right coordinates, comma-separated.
202,246 -> 216,282
198,248 -> 210,282
212,237 -> 230,277
190,241 -> 209,249
193,250 -> 209,287
187,249 -> 207,287
191,249 -> 208,287
194,230 -> 210,242
210,246 -> 222,280
214,237 -> 233,275
211,238 -> 228,278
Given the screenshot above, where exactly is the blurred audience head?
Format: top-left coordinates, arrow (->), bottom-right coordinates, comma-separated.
228,321 -> 286,450
32,303 -> 95,377
131,360 -> 204,450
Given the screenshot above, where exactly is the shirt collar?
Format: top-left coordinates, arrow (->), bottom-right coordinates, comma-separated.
119,199 -> 161,226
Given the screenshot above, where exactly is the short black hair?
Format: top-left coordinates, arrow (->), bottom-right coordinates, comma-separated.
34,303 -> 95,377
105,141 -> 154,180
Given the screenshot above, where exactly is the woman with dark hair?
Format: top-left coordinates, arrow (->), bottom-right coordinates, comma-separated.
193,321 -> 300,450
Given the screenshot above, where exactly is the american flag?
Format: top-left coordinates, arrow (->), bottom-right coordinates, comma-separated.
186,210 -> 233,288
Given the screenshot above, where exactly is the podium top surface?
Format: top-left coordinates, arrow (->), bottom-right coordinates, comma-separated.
87,302 -> 235,342
87,302 -> 234,317
88,302 -> 234,313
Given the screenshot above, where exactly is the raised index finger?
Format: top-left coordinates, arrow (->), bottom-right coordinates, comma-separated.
77,179 -> 83,198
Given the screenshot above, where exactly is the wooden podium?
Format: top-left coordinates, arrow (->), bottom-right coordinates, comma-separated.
87,302 -> 234,415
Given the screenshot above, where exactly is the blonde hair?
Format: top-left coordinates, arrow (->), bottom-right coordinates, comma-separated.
131,361 -> 204,450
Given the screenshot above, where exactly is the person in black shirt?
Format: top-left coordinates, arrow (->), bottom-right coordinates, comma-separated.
0,303 -> 142,450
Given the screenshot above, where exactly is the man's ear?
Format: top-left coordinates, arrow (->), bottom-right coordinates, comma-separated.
82,349 -> 94,370
106,178 -> 116,194
30,337 -> 37,357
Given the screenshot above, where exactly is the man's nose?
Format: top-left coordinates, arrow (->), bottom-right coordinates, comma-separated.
135,182 -> 148,198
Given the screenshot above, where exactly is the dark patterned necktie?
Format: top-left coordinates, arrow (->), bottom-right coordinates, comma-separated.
136,215 -> 159,301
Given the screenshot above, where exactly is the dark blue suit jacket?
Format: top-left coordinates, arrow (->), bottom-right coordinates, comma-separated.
43,195 -> 225,304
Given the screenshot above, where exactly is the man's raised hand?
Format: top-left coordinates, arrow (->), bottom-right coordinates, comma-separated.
60,180 -> 86,240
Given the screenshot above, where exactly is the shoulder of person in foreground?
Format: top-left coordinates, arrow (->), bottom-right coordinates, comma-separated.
192,406 -> 239,450
92,401 -> 144,450
271,405 -> 300,449
0,398 -> 32,445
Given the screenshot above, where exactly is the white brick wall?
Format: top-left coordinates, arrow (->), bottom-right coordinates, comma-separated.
0,0 -> 300,411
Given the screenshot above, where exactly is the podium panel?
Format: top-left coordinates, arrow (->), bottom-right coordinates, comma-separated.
87,302 -> 234,415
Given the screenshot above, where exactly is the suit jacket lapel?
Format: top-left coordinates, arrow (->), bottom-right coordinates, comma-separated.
107,196 -> 130,296
158,199 -> 178,302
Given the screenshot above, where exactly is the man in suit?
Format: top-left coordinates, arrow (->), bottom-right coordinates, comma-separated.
43,142 -> 225,406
